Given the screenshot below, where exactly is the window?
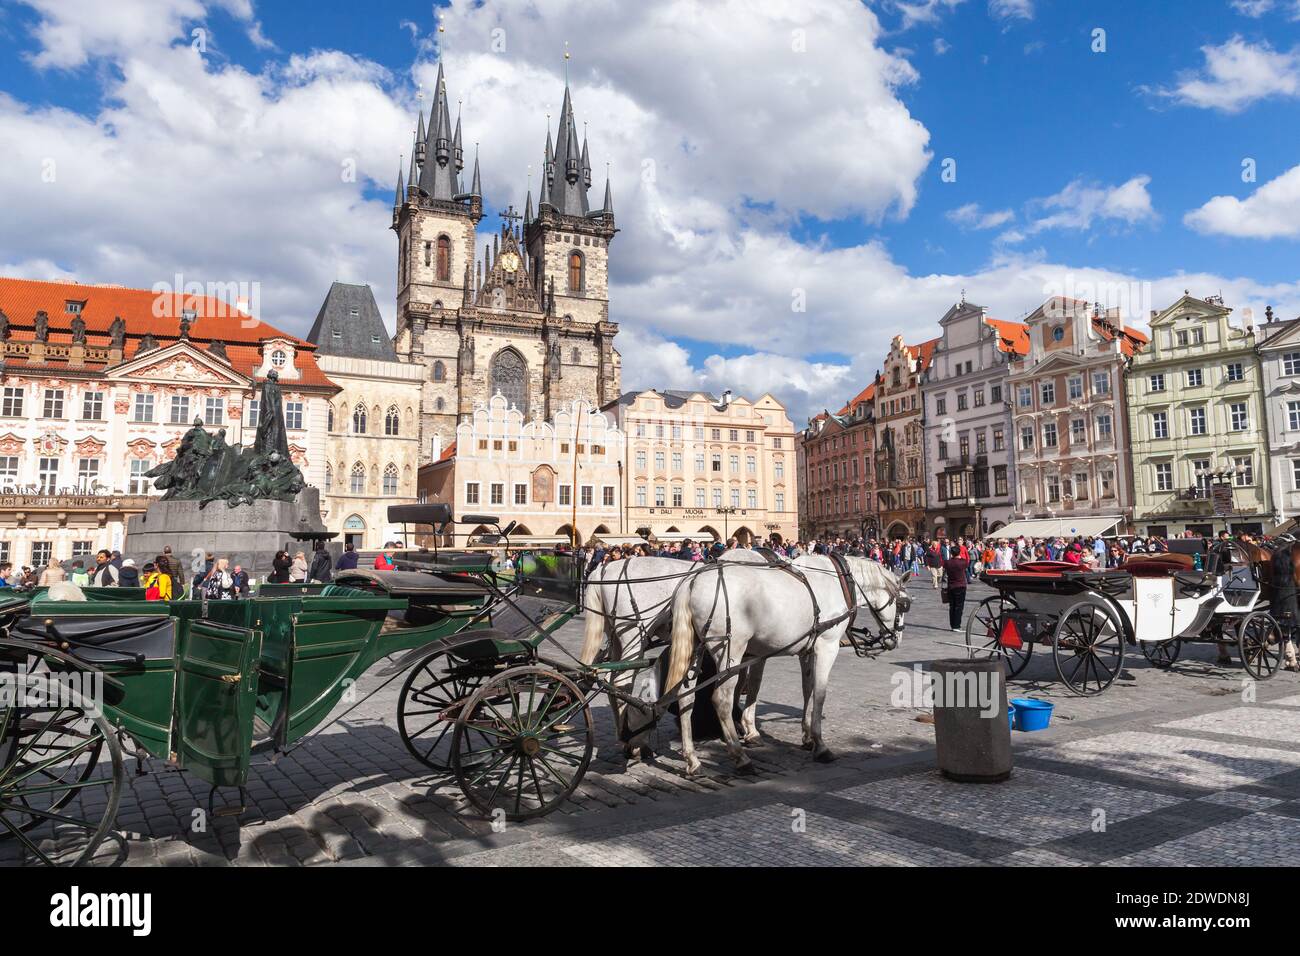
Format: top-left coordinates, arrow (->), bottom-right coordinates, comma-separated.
1101,469 -> 1114,498
490,483 -> 504,506
1042,422 -> 1058,447
1149,373 -> 1165,393
204,396 -> 224,426
38,457 -> 58,493
271,349 -> 287,369
432,361 -> 446,382
994,465 -> 1008,497
0,456 -> 16,490
712,489 -> 723,508
747,489 -> 757,508
635,451 -> 646,472
325,464 -> 333,492
436,235 -> 451,281
711,428 -> 721,440
1017,386 -> 1032,408
1290,401 -> 1300,431
774,460 -> 784,479
974,390 -> 985,408
1046,475 -> 1061,502
1020,425 -> 1034,450
603,486 -> 615,507
1067,376 -> 1083,400
169,395 -> 191,424
695,489 -> 706,507
1074,472 -> 1089,500
1293,460 -> 1300,491
352,404 -> 367,434
773,438 -> 782,450
746,455 -> 756,474
381,465 -> 398,497
568,251 -> 584,292
1187,368 -> 1203,387
2,386 -> 23,417
1230,402 -> 1248,431
1155,462 -> 1173,492
559,484 -> 572,506
1226,362 -> 1244,382
729,455 -> 739,472
672,452 -> 682,472
1189,407 -> 1207,435
133,394 -> 155,423
936,396 -> 947,415
490,348 -> 529,418
1234,456 -> 1253,486
654,451 -> 666,472
580,486 -> 593,507
129,460 -> 150,494
992,428 -> 1004,451
76,458 -> 99,489
711,454 -> 722,473
635,486 -> 646,507
730,489 -> 741,508
775,492 -> 785,511
745,430 -> 755,442
1092,371 -> 1110,395
956,393 -> 968,411
32,542 -> 52,567
1097,414 -> 1112,439
350,463 -> 366,494
991,384 -> 1002,403
247,399 -> 260,428
1040,381 -> 1055,405
41,389 -> 64,418
286,401 -> 304,430
384,406 -> 400,436
72,541 -> 92,559
1070,418 -> 1085,444
1285,352 -> 1300,376
695,454 -> 705,473
671,487 -> 682,507
1152,412 -> 1168,439
65,300 -> 82,314
514,483 -> 527,505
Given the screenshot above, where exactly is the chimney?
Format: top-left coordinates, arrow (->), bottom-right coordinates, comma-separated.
720,389 -> 733,409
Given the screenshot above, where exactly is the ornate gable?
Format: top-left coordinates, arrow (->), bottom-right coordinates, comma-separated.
477,222 -> 541,313
109,340 -> 248,388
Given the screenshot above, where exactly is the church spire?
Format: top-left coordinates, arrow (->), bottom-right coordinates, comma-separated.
602,174 -> 613,216
418,61 -> 473,204
524,188 -> 533,222
541,82 -> 590,216
453,105 -> 464,172
394,160 -> 404,211
470,146 -> 481,198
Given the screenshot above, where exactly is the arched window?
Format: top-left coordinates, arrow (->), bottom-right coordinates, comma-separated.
327,405 -> 334,431
570,347 -> 580,363
568,250 -> 584,292
324,463 -> 333,492
437,235 -> 451,282
383,463 -> 398,496
490,348 -> 528,418
435,397 -> 446,412
385,405 -> 400,436
432,360 -> 445,382
352,403 -> 367,434
423,240 -> 432,267
350,462 -> 365,494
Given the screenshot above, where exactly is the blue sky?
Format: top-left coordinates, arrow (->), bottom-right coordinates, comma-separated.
1,0 -> 1299,421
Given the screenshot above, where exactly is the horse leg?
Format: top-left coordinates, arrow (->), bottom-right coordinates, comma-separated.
808,634 -> 842,763
676,666 -> 702,776
799,652 -> 815,750
738,659 -> 765,746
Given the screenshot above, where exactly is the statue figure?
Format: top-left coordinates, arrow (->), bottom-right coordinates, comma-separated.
548,339 -> 562,381
70,315 -> 86,345
108,316 -> 126,348
145,418 -> 216,499
208,339 -> 228,361
178,313 -> 192,339
0,310 -> 9,341
137,333 -> 158,355
34,311 -> 49,343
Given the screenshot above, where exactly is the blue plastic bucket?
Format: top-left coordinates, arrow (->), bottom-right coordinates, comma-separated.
1010,698 -> 1054,732
1007,709 -> 1014,731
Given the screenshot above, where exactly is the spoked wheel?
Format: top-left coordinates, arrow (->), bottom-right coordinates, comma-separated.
1052,601 -> 1126,696
1239,612 -> 1284,681
965,594 -> 1032,678
451,666 -> 594,822
0,671 -> 123,865
397,650 -> 494,772
1140,639 -> 1181,669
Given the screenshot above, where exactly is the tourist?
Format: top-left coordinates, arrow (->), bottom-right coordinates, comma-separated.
143,559 -> 172,601
336,543 -> 360,571
290,550 -> 308,582
307,546 -> 332,584
0,563 -> 11,588
192,553 -> 214,594
37,556 -> 65,586
202,558 -> 235,600
70,560 -> 90,587
941,546 -> 970,632
269,550 -> 292,583
374,545 -> 396,571
119,558 -> 141,588
230,564 -> 250,596
90,549 -> 119,587
924,541 -> 943,589
994,540 -> 1014,571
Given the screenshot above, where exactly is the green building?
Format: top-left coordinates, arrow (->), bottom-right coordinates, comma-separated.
1126,294 -> 1271,536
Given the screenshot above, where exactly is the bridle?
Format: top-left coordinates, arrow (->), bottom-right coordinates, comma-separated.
830,553 -> 910,652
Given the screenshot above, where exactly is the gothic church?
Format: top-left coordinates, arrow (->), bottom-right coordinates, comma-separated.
391,63 -> 621,463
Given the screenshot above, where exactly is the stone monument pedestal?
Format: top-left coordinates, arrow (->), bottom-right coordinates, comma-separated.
125,488 -> 327,580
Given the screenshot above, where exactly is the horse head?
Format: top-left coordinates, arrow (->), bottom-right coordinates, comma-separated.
846,557 -> 910,634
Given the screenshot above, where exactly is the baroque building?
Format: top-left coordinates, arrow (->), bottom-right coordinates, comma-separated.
603,389 -> 799,546
921,301 -> 1028,539
392,64 -> 620,464
1127,294 -> 1270,536
307,282 -> 424,550
0,277 -> 337,567
874,335 -> 937,538
800,383 -> 876,540
1259,308 -> 1300,528
1007,297 -> 1146,531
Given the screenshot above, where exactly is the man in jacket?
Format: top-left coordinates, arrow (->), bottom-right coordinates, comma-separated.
336,544 -> 360,571
230,565 -> 250,596
118,559 -> 141,588
90,550 -> 120,587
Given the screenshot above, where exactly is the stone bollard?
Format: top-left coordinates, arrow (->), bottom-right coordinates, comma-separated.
931,657 -> 1012,783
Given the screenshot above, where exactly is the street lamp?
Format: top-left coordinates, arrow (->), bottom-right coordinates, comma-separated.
716,505 -> 738,543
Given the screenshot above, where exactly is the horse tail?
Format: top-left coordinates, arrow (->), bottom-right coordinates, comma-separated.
579,565 -> 607,665
665,576 -> 697,690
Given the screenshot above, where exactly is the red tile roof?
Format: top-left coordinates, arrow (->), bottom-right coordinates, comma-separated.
984,318 -> 1030,355
836,381 -> 875,416
438,441 -> 457,463
906,337 -> 940,371
1091,316 -> 1147,357
0,277 -> 337,390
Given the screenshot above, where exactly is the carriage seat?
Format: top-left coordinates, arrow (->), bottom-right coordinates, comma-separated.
11,614 -> 176,665
1121,552 -> 1193,576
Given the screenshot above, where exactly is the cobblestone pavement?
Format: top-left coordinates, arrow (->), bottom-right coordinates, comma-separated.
7,579 -> 1300,866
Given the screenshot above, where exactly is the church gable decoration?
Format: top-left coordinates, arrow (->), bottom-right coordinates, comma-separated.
109,340 -> 248,388
476,219 -> 541,313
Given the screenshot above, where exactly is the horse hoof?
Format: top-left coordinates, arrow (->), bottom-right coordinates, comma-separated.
640,746 -> 658,761
685,760 -> 702,777
814,749 -> 837,764
734,762 -> 758,776
743,736 -> 761,748
801,740 -> 815,751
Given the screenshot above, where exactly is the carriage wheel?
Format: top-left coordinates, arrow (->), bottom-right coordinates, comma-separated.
965,594 -> 1033,678
1239,612 -> 1283,681
1052,601 -> 1125,696
452,666 -> 594,822
397,650 -> 492,773
0,671 -> 123,866
1140,639 -> 1181,670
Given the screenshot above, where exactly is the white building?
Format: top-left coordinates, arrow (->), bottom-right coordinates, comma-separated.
1257,309 -> 1300,528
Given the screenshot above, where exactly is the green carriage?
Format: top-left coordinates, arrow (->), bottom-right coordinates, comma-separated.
0,506 -> 585,865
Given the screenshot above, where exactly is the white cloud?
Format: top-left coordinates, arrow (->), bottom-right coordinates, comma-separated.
892,0 -> 967,29
1022,175 -> 1156,234
1185,163 -> 1300,238
989,0 -> 1034,20
1230,0 -> 1275,16
946,203 -> 1014,230
1154,36 -> 1300,112
933,37 -> 951,55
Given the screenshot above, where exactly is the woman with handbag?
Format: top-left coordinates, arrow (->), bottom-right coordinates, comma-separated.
941,549 -> 970,632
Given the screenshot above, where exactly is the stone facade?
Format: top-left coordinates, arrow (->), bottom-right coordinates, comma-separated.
874,335 -> 937,538
921,302 -> 1027,539
1259,311 -> 1300,528
604,389 -> 799,545
1127,294 -> 1270,536
417,394 -> 624,546
1007,297 -> 1145,528
800,384 -> 875,540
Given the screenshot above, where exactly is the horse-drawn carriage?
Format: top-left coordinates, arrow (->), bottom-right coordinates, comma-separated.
965,537 -> 1288,695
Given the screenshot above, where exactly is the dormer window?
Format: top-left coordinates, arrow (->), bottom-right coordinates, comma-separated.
65,300 -> 83,315
332,329 -> 342,340
349,308 -> 359,317
271,349 -> 287,368
1052,326 -> 1064,342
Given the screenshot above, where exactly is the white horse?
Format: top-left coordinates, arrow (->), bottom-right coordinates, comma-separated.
579,550 -> 784,756
665,554 -> 910,775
